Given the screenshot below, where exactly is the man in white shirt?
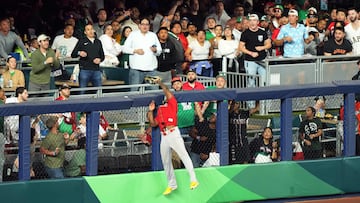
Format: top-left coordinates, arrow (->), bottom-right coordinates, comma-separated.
345,7 -> 360,55
205,0 -> 231,29
4,87 -> 28,144
51,24 -> 78,58
122,17 -> 161,91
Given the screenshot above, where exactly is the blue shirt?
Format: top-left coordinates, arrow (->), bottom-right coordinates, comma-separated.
277,23 -> 308,57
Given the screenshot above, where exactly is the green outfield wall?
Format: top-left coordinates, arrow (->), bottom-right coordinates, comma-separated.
1,157 -> 360,203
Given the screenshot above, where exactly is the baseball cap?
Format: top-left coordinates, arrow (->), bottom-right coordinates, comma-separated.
37,34 -> 51,42
216,74 -> 226,81
59,83 -> 71,91
308,7 -> 317,14
274,4 -> 284,12
171,76 -> 182,84
186,69 -> 196,74
265,2 -> 275,8
248,14 -> 259,21
181,17 -> 189,22
260,15 -> 270,22
288,9 -> 298,17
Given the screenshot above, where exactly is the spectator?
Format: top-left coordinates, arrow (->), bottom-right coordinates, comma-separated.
205,17 -> 216,40
99,24 -> 122,67
182,69 -> 205,91
56,84 -> 77,135
226,4 -> 246,29
345,7 -> 360,55
323,26 -> 352,56
71,24 -> 105,94
326,8 -> 347,37
122,7 -> 141,32
93,9 -> 111,38
218,26 -> 241,72
122,18 -> 161,91
185,30 -> 214,77
0,17 -> 29,60
232,17 -> 243,42
181,17 -> 190,35
27,38 -> 39,54
119,26 -> 132,69
299,106 -> 323,160
4,87 -> 28,144
272,4 -> 284,29
274,9 -> 314,57
209,25 -> 223,77
186,0 -> 205,31
170,21 -> 189,52
147,78 -> 199,195
186,22 -> 198,45
229,100 -> 251,164
189,113 -> 216,167
205,0 -> 230,28
2,56 -> 25,89
111,20 -> 122,43
171,76 -> 199,136
30,34 -> 60,92
249,127 -> 279,163
239,14 -> 271,109
76,113 -> 107,149
263,2 -> 275,21
40,116 -> 74,179
271,14 -> 288,56
51,24 -> 79,58
64,137 -> 86,177
157,27 -> 177,83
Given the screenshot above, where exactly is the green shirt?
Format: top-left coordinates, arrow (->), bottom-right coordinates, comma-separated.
65,149 -> 86,177
30,48 -> 60,84
41,132 -> 65,168
178,102 -> 195,128
204,86 -> 217,119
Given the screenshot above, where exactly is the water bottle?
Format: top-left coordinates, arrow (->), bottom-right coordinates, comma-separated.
0,75 -> 4,88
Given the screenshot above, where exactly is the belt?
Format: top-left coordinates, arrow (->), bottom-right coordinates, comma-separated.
161,126 -> 176,136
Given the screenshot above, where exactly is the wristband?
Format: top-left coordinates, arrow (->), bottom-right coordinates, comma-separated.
53,151 -> 56,156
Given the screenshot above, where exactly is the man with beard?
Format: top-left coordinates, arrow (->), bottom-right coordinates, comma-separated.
182,69 -> 205,91
345,7 -> 360,55
324,26 -> 352,56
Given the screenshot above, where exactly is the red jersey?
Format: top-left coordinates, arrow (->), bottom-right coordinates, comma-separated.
155,96 -> 178,133
182,81 -> 205,91
55,96 -> 77,131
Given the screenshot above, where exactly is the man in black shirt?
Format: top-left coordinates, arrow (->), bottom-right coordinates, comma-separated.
156,27 -> 178,83
71,24 -> 105,94
324,26 -> 352,56
239,14 -> 271,109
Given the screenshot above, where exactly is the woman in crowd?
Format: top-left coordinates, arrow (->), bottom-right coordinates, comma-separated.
218,26 -> 241,72
99,24 -> 122,67
119,26 -> 132,68
185,30 -> 213,77
2,56 -> 25,89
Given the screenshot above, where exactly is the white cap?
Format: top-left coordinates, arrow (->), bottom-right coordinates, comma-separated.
288,9 -> 298,17
308,7 -> 317,14
248,14 -> 259,21
37,34 -> 51,42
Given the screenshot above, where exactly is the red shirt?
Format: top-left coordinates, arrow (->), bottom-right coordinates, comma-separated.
56,96 -> 77,131
182,81 -> 205,91
155,96 -> 178,133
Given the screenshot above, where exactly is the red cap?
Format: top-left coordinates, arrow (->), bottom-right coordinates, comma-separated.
171,76 -> 182,84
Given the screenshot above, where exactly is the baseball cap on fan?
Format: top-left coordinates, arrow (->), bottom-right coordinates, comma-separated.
288,9 -> 298,17
248,14 -> 259,21
37,34 -> 51,42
